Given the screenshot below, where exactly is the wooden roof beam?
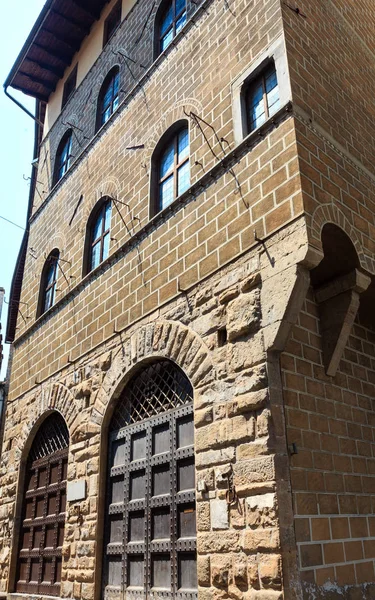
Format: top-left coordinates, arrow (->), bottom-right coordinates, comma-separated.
42,27 -> 81,53
50,8 -> 91,35
70,0 -> 102,20
33,41 -> 72,66
25,57 -> 65,79
18,70 -> 55,92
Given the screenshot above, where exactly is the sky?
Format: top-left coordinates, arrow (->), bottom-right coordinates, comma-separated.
0,0 -> 46,378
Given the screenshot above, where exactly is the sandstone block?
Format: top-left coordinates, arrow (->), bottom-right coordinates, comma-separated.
228,332 -> 265,372
227,291 -> 261,342
197,502 -> 211,531
237,441 -> 270,460
211,555 -> 232,588
246,493 -> 277,529
210,499 -> 229,530
197,555 -> 211,586
196,406 -> 214,427
228,389 -> 269,416
233,553 -> 248,587
196,448 -> 235,468
234,457 -> 275,492
258,554 -> 282,590
197,531 -> 240,554
240,528 -> 280,552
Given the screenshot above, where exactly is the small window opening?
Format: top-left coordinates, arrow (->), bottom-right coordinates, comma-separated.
217,328 -> 227,347
103,0 -> 122,47
62,65 -> 77,109
246,63 -> 280,133
158,0 -> 187,54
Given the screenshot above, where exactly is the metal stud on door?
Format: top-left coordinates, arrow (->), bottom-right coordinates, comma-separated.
104,361 -> 197,600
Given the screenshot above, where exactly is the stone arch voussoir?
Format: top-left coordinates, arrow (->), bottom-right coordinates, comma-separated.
15,383 -> 78,459
143,99 -> 203,165
88,320 -> 215,431
310,202 -> 372,273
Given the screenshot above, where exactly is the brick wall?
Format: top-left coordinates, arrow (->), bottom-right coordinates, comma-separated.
9,0 -> 304,401
282,0 -> 375,172
283,288 -> 375,597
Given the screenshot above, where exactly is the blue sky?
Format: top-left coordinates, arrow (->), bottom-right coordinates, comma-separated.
0,0 -> 46,378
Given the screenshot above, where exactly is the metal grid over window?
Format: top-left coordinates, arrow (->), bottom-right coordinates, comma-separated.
104,361 -> 197,600
15,413 -> 69,597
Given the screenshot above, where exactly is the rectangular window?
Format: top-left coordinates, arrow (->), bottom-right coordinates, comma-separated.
246,63 -> 280,133
103,0 -> 122,47
61,65 -> 77,109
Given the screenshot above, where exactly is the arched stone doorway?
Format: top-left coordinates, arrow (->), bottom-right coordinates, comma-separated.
14,412 -> 69,596
103,359 -> 197,600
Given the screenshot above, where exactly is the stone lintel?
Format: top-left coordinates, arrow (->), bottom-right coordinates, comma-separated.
316,269 -> 371,377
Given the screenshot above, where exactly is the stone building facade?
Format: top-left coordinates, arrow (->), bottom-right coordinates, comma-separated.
1,1 -> 375,599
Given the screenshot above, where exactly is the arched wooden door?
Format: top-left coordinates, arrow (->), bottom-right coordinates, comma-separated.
15,412 -> 69,596
103,360 -> 197,600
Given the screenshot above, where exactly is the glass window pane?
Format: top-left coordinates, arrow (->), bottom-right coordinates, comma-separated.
113,95 -> 119,111
102,106 -> 111,125
160,174 -> 174,210
178,128 -> 189,162
177,161 -> 189,196
103,233 -> 110,261
91,242 -> 101,271
161,29 -> 173,51
265,68 -> 277,93
113,72 -> 120,95
160,142 -> 175,178
161,6 -> 173,36
104,202 -> 112,230
45,288 -> 52,311
92,213 -> 103,243
176,0 -> 186,16
176,11 -> 186,33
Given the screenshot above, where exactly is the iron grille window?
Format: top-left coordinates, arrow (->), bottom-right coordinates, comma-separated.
54,131 -> 73,185
156,126 -> 189,214
246,63 -> 280,132
41,250 -> 59,315
15,413 -> 69,597
103,0 -> 122,46
103,360 -> 197,600
97,68 -> 120,130
61,65 -> 77,109
158,0 -> 187,53
88,198 -> 112,273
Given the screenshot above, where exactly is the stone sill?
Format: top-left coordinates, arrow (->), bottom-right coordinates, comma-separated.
13,101 -> 293,351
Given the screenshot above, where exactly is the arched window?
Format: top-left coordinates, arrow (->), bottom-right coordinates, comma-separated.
151,122 -> 190,216
157,0 -> 187,54
96,67 -> 120,131
103,360 -> 197,598
53,130 -> 72,185
84,198 -> 112,275
15,413 -> 69,597
37,249 -> 59,317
